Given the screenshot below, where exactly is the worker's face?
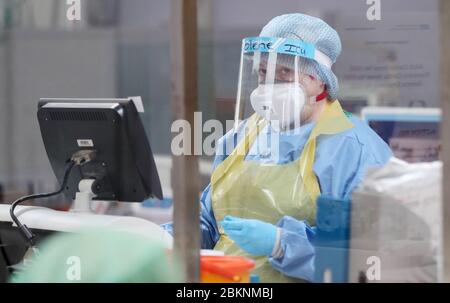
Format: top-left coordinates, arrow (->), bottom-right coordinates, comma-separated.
257,63 -> 325,99
257,62 -> 326,124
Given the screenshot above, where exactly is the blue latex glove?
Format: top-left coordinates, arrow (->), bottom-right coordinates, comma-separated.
220,215 -> 277,256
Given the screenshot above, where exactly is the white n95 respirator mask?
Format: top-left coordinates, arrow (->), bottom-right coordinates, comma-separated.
250,83 -> 307,130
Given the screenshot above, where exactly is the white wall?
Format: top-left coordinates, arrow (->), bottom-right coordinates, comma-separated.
209,0 -> 441,107
2,29 -> 117,188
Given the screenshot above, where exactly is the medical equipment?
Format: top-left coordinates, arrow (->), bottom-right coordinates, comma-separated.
314,158 -> 442,283
37,98 -> 162,204
362,107 -> 441,162
4,98 -> 164,273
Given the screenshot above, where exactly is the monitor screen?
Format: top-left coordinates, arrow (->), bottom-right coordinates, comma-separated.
362,108 -> 441,163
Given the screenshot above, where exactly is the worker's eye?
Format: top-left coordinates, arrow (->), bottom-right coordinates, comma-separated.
277,68 -> 294,81
280,68 -> 291,75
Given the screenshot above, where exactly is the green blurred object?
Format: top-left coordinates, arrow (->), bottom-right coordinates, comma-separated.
4,1 -> 13,29
10,228 -> 180,283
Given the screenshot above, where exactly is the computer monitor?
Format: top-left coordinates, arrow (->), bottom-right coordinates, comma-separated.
361,107 -> 442,163
37,98 -> 163,202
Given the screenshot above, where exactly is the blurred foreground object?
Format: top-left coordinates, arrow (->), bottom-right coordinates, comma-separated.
10,228 -> 180,283
350,158 -> 442,282
200,256 -> 255,283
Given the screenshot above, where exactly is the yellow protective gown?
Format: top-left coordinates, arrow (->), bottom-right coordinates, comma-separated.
211,100 -> 353,282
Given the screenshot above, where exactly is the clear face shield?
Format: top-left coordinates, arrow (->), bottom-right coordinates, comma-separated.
234,37 -> 332,131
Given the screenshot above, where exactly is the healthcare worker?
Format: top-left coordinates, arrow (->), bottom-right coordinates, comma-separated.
163,13 -> 392,282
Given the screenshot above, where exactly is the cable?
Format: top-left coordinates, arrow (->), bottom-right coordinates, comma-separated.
6,149 -> 96,274
9,160 -> 75,248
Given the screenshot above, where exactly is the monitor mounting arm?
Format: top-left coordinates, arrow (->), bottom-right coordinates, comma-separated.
71,150 -> 98,213
72,179 -> 97,212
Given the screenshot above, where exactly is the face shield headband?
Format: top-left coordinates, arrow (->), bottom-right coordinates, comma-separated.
233,36 -> 333,131
242,36 -> 333,69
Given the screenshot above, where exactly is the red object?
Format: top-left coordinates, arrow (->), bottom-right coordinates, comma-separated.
200,256 -> 255,280
316,87 -> 328,102
308,75 -> 328,102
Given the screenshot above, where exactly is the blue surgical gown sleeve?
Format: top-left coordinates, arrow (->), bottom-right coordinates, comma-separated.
161,183 -> 220,249
269,117 -> 392,281
161,129 -> 236,249
161,178 -> 221,249
314,117 -> 393,199
269,216 -> 316,281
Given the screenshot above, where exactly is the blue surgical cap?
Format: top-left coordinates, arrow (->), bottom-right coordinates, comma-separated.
259,13 -> 342,100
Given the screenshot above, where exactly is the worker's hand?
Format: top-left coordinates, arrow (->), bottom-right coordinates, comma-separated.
220,215 -> 277,256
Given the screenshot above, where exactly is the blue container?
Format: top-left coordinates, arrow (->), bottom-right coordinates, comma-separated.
250,274 -> 260,283
142,198 -> 173,209
313,195 -> 351,283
